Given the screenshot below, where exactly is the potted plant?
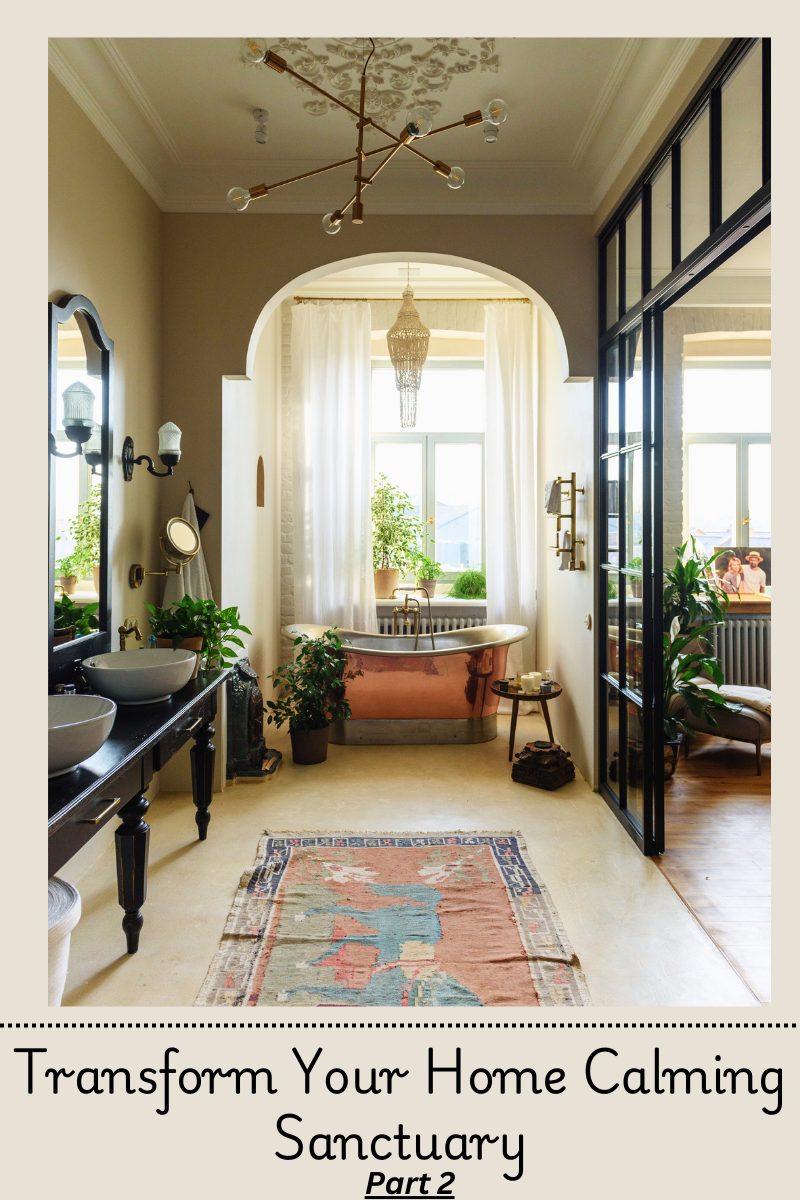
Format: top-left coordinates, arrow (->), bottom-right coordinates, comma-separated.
371,474 -> 424,598
53,595 -> 99,645
661,538 -> 736,778
265,629 -> 362,764
415,552 -> 445,597
67,490 -> 102,594
144,596 -> 251,680
55,551 -> 79,596
448,569 -> 487,599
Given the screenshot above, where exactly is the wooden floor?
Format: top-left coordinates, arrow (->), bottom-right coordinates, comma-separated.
655,733 -> 771,1005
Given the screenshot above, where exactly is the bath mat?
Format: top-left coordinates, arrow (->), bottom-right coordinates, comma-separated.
196,832 -> 590,1007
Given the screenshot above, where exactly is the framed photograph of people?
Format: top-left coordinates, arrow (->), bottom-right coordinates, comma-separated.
713,546 -> 771,596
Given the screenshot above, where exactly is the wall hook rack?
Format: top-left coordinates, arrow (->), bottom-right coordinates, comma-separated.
546,471 -> 585,571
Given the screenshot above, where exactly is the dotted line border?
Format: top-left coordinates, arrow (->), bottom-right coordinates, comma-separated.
0,1022 -> 795,1031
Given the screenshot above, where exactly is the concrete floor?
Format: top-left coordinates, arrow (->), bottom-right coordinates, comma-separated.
61,712 -> 759,1008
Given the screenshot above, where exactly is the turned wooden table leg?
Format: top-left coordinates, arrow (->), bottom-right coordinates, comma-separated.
115,792 -> 150,954
508,699 -> 519,762
540,698 -> 556,745
191,720 -> 216,840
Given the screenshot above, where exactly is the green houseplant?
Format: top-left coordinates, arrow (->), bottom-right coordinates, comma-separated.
448,569 -> 487,599
265,629 -> 362,764
144,596 -> 251,679
68,490 -> 102,588
415,552 -> 445,597
53,594 -> 99,643
371,474 -> 424,598
55,550 -> 79,595
661,539 -> 738,777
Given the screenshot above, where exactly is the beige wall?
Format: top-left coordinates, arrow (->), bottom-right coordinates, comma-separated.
50,72 -> 165,879
159,213 -> 597,592
49,73 -> 164,640
537,324 -> 596,785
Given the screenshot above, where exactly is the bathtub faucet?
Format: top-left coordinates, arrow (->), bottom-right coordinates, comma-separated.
391,588 -> 436,652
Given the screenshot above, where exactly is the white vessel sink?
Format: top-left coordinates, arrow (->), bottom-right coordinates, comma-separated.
82,648 -> 197,705
48,694 -> 117,778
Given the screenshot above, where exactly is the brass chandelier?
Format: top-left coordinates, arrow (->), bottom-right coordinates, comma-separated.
227,38 -> 509,232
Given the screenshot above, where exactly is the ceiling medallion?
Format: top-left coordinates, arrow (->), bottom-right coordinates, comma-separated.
227,37 -> 509,233
243,38 -> 500,127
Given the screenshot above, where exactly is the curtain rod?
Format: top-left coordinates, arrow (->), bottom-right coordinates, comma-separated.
293,295 -> 530,303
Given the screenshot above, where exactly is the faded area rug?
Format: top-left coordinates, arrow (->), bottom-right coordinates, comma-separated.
196,833 -> 591,1007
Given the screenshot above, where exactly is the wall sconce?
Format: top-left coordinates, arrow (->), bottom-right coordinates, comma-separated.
48,381 -> 96,460
83,423 -> 103,474
122,422 -> 182,481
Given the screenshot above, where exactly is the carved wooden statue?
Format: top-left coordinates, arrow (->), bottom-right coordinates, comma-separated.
226,658 -> 280,778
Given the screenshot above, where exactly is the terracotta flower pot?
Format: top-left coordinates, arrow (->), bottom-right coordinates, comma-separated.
155,635 -> 203,680
290,726 -> 330,765
374,568 -> 401,599
53,626 -> 76,646
416,579 -> 437,597
59,575 -> 78,596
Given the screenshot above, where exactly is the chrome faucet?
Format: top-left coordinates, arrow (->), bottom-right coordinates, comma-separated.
119,617 -> 143,651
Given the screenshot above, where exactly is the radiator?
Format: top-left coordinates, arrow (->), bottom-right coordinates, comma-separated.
711,616 -> 771,689
377,615 -> 487,636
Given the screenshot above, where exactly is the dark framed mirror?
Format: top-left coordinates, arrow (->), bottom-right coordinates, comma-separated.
49,295 -> 113,685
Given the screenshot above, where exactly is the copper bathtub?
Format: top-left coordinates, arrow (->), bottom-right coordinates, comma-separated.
283,624 -> 528,744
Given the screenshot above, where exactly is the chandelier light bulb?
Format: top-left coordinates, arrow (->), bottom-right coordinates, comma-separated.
322,212 -> 342,235
406,105 -> 433,138
226,187 -> 252,212
482,98 -> 509,125
255,125 -> 268,144
483,121 -> 498,144
446,166 -> 465,190
242,38 -> 267,64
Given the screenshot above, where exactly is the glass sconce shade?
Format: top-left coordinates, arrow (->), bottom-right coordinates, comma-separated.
483,122 -> 498,143
254,125 -> 268,144
446,166 -> 466,189
158,422 -> 182,462
227,187 -> 252,211
322,212 -> 342,235
62,380 -> 95,427
83,422 -> 102,455
482,98 -> 508,125
242,38 -> 267,64
406,106 -> 433,138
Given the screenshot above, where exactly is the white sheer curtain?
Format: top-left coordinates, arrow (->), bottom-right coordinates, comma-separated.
484,302 -> 538,676
291,302 -> 378,632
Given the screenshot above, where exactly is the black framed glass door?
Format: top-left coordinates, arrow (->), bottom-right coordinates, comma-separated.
596,37 -> 770,854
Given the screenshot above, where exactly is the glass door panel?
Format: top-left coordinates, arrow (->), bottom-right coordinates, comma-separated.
650,158 -> 672,287
747,442 -> 771,546
681,106 -> 710,257
606,342 -> 620,452
625,575 -> 644,698
605,456 -> 619,564
626,701 -> 646,829
605,233 -> 619,329
721,42 -> 763,221
605,570 -> 621,681
433,442 -> 483,571
625,448 -> 643,566
604,683 -> 622,802
625,201 -> 642,308
686,442 -> 736,555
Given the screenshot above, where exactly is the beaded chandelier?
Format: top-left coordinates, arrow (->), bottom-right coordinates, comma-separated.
387,285 -> 430,429
226,38 -> 509,234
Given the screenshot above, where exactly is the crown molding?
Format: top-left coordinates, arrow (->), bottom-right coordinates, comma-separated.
94,37 -> 184,167
49,41 -> 167,209
591,37 -> 702,212
570,37 -> 642,169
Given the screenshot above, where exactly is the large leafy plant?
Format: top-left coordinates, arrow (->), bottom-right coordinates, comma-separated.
664,623 -> 740,742
663,536 -> 729,635
371,474 -> 424,574
144,596 -> 251,669
67,490 -> 102,580
54,595 -> 99,638
265,629 -> 362,733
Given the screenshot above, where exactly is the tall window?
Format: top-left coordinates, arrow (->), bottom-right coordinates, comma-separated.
683,362 -> 771,554
371,361 -> 485,582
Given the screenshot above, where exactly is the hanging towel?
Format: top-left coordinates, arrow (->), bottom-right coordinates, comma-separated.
545,479 -> 562,515
559,531 -> 571,571
162,491 -> 214,606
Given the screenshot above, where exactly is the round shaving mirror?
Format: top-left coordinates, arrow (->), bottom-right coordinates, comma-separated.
161,517 -> 199,563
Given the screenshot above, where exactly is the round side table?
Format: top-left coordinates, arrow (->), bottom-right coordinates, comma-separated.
490,681 -> 564,762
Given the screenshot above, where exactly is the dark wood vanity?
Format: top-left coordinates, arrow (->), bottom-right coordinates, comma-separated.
48,669 -> 228,953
